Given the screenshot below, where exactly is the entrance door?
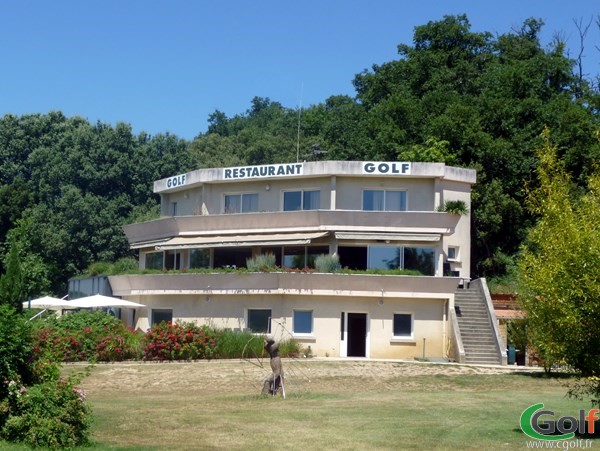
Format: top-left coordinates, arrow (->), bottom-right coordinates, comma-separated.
347,313 -> 367,357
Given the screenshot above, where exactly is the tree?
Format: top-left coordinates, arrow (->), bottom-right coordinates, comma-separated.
519,129 -> 600,402
0,238 -> 25,312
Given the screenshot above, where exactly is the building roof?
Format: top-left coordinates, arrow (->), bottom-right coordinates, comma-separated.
154,161 -> 477,194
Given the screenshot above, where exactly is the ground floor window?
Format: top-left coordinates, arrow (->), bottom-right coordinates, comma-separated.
152,309 -> 173,327
247,309 -> 271,333
393,313 -> 413,338
293,310 -> 313,334
145,252 -> 163,270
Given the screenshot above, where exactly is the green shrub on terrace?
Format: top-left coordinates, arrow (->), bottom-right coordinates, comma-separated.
314,254 -> 341,273
437,199 -> 469,215
246,253 -> 277,272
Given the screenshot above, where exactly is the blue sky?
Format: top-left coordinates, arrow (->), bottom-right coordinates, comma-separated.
1,1 -> 598,140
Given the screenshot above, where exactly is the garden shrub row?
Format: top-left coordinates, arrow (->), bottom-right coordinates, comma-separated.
32,310 -> 303,363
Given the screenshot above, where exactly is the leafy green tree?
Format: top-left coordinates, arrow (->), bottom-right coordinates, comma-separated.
0,238 -> 25,312
519,130 -> 600,400
352,14 -> 599,277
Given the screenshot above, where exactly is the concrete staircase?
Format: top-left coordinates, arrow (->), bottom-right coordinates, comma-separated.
455,285 -> 502,365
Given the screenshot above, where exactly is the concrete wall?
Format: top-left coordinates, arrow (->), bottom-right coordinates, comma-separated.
128,292 -> 448,360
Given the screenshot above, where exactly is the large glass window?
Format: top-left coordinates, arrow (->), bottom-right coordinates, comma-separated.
293,310 -> 313,334
393,313 -> 413,337
404,247 -> 435,275
190,249 -> 210,268
368,246 -> 434,275
283,190 -> 320,211
283,246 -> 328,269
164,250 -> 181,270
224,193 -> 258,213
368,246 -> 402,270
213,247 -> 252,269
363,190 -> 406,211
145,252 -> 163,270
247,309 -> 271,333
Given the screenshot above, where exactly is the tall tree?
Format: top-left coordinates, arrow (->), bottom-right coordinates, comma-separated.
0,237 -> 25,312
520,129 -> 600,401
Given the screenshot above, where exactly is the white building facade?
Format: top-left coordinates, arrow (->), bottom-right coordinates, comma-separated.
110,161 -> 476,360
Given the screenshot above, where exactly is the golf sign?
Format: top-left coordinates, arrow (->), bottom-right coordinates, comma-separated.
520,403 -> 598,441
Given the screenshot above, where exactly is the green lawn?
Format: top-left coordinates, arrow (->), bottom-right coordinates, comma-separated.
3,360 -> 598,450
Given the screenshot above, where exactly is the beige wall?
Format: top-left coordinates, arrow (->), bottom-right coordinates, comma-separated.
163,175 -> 444,216
129,293 -> 448,360
441,179 -> 472,278
335,177 -> 435,211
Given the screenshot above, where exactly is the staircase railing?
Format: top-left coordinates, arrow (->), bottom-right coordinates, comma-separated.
449,306 -> 466,363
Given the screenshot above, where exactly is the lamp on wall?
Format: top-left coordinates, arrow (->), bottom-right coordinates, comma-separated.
265,184 -> 271,191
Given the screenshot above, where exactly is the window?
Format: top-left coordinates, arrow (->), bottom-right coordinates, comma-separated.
190,249 -> 210,268
213,247 -> 252,268
447,247 -> 459,261
224,193 -> 258,213
368,246 -> 402,270
363,190 -> 406,211
145,252 -> 163,270
164,250 -> 181,270
283,246 -> 328,269
368,246 -> 434,275
247,309 -> 271,333
293,310 -> 313,334
393,313 -> 413,338
403,247 -> 435,275
170,201 -> 178,216
283,190 -> 320,211
152,309 -> 173,327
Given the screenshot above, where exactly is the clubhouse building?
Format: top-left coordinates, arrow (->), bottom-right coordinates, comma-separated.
107,160 -> 503,362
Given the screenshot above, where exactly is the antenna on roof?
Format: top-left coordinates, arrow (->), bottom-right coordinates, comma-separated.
296,83 -> 303,163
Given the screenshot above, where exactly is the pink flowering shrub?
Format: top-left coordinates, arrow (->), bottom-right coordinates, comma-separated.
142,321 -> 218,361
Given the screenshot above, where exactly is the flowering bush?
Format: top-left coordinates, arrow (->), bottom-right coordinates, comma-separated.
142,321 -> 218,361
1,377 -> 92,449
0,307 -> 92,449
32,311 -> 142,362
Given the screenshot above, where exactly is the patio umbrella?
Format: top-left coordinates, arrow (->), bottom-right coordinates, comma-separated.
69,294 -> 145,308
23,296 -> 76,309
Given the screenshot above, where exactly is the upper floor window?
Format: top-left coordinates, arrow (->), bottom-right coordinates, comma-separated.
363,190 -> 407,211
224,193 -> 258,214
447,246 -> 459,261
283,190 -> 320,211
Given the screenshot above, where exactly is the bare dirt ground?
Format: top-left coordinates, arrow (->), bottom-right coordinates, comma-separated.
76,358 -> 538,398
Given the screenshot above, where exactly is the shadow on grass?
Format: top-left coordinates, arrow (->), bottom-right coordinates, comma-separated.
509,370 -> 580,380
